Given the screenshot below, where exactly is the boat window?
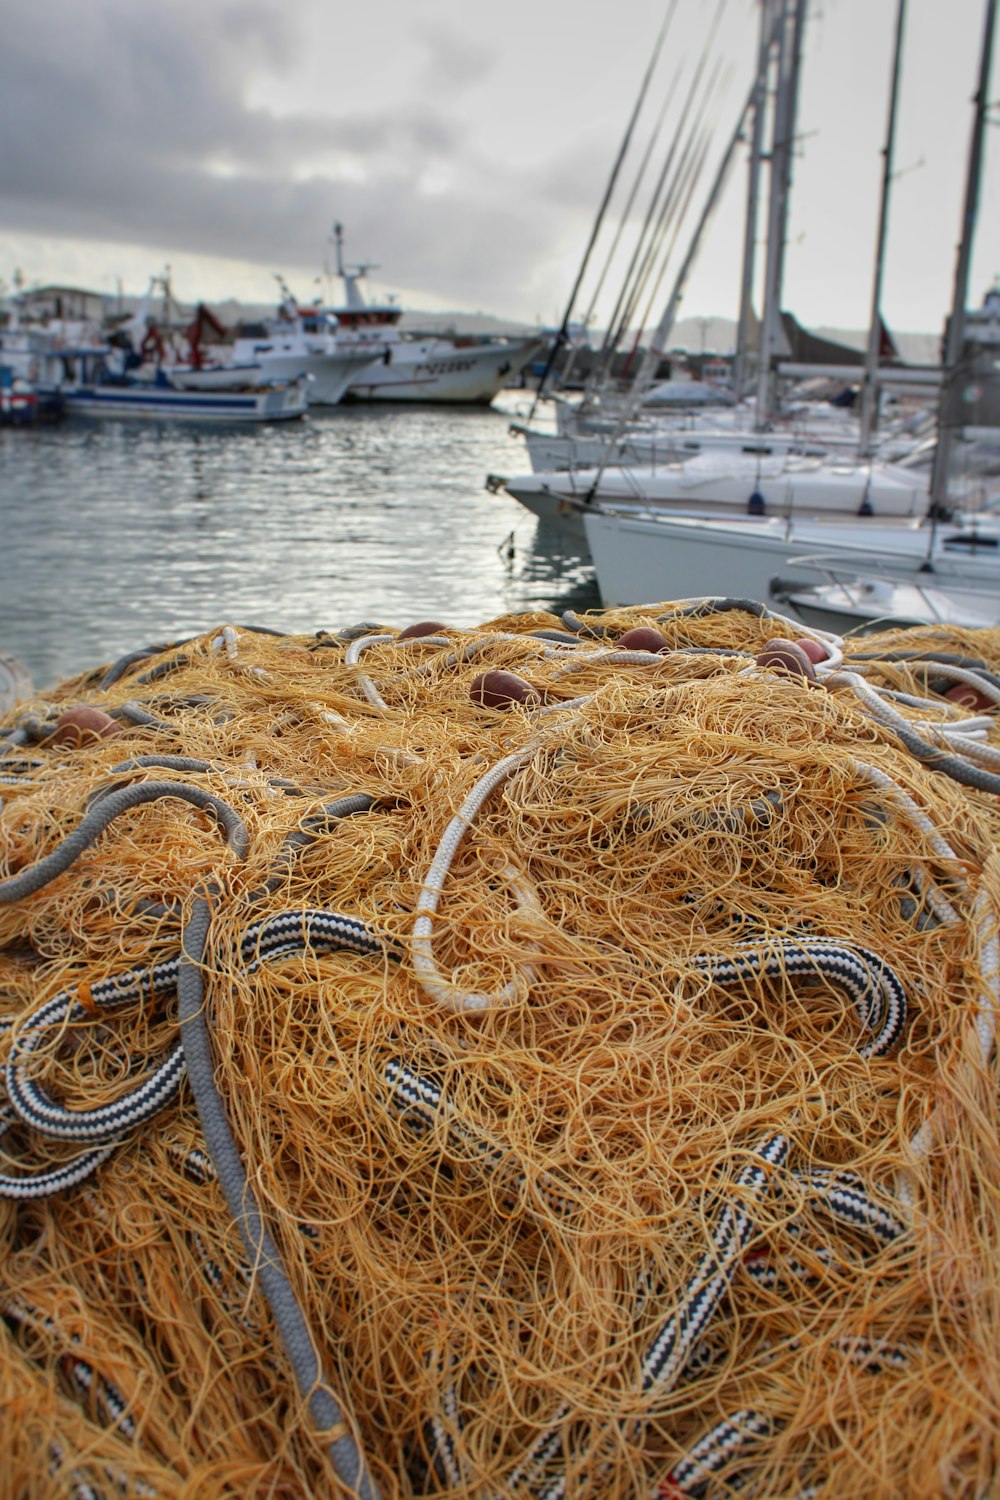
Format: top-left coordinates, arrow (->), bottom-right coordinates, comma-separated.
943,533 -> 998,548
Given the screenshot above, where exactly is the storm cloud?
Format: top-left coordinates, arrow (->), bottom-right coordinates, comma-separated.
1,1 -> 994,332
0,1 -> 611,313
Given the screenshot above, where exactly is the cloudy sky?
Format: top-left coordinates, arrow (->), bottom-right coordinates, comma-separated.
0,0 -> 996,335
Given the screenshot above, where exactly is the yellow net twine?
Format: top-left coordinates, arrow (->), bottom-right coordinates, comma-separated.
0,603 -> 999,1497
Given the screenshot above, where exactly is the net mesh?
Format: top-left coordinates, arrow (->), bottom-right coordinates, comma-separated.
1,604 -> 998,1498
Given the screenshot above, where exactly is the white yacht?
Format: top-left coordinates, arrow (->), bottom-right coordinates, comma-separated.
323,224 -> 543,404
511,419 -> 848,476
581,504 -> 1000,609
499,449 -> 932,546
770,562 -> 1000,633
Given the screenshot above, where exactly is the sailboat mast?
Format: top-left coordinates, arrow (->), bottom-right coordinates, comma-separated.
754,0 -> 807,429
733,0 -> 778,402
858,0 -> 907,457
627,83 -> 757,400
525,6 -> 674,421
581,79 -> 759,497
929,0 -> 997,510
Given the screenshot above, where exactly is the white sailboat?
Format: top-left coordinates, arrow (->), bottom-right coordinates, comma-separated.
581,502 -> 1000,608
497,0 -> 936,546
507,402 -> 870,476
501,447 -> 931,545
770,556 -> 1000,632
553,0 -> 1000,626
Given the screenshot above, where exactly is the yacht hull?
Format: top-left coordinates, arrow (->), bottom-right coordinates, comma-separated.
501,454 -> 930,555
582,508 -> 1000,610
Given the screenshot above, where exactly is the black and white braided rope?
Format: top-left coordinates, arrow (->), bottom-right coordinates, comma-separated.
6,957 -> 186,1141
795,1168 -> 906,1248
381,1059 -> 578,1219
64,1357 -> 138,1441
690,938 -> 908,1059
656,1333 -> 911,1497
658,1409 -> 774,1498
0,909 -> 393,1198
513,1135 -> 789,1500
425,1348 -> 465,1489
641,1134 -> 789,1395
5,1295 -> 139,1452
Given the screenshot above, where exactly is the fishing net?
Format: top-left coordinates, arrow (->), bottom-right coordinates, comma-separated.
1,601 -> 999,1498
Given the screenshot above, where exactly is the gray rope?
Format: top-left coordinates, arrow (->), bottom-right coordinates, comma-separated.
834,675 -> 1000,796
337,623 -> 392,642
133,653 -> 193,685
107,755 -> 214,775
99,646 -> 171,691
668,598 -> 772,620
560,611 -> 613,638
249,794 -> 377,901
111,702 -> 175,731
848,650 -> 1000,689
0,782 -> 248,903
667,644 -> 755,660
178,896 -> 381,1499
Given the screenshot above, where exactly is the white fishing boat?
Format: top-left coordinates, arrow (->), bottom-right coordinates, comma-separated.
227,291 -> 378,405
106,283 -> 278,394
44,349 -> 309,423
64,374 -> 309,423
158,363 -> 276,392
325,224 -> 543,404
0,369 -> 38,424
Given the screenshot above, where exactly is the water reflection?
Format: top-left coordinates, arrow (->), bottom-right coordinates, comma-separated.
0,406 -> 597,688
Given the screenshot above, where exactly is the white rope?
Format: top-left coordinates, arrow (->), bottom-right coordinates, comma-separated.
849,759 -> 964,927
412,749 -> 536,1012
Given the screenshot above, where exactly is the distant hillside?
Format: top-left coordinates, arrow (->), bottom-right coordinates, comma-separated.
94,293 -> 942,361
667,316 -> 941,367
810,325 -> 941,367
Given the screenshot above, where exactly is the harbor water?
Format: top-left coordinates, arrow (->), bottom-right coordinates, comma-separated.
0,398 -> 598,691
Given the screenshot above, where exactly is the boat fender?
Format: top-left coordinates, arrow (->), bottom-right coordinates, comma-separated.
747,491 -> 766,516
794,637 -> 829,665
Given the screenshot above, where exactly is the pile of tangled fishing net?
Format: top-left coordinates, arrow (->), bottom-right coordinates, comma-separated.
1,599 -> 999,1499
